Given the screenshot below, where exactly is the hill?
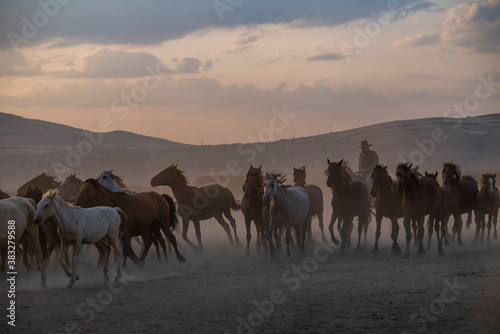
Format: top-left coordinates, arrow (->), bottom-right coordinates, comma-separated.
0,112 -> 499,193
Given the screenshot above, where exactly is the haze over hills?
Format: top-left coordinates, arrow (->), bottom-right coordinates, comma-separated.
0,112 -> 499,193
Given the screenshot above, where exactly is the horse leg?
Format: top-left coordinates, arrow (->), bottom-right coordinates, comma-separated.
137,231 -> 153,266
454,212 -> 463,246
108,234 -> 123,283
373,214 -> 382,255
285,225 -> 292,257
340,217 -> 352,254
306,215 -> 313,244
151,224 -> 167,262
318,211 -> 327,243
161,223 -> 187,263
328,212 -> 340,246
245,217 -> 252,257
403,217 -> 411,258
150,232 -> 161,261
20,235 -> 32,272
494,214 -> 498,240
417,217 -> 425,255
473,213 -> 482,244
67,240 -> 82,289
412,219 -> 418,248
215,214 -> 236,247
24,223 -> 47,290
224,210 -> 241,247
296,225 -> 305,252
356,217 -> 363,252
189,219 -> 203,251
181,217 -> 197,250
435,217 -> 443,255
95,243 -> 105,269
426,215 -> 434,251
390,218 -> 401,255
487,215 -> 493,244
275,227 -> 282,252
98,240 -> 111,286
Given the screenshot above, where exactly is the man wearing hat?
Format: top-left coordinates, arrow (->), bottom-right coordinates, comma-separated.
357,140 -> 379,183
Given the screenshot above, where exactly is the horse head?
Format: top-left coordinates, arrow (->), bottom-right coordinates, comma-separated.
370,165 -> 391,197
425,171 -> 438,180
482,173 -> 497,196
34,190 -> 57,225
292,166 -> 306,187
75,178 -> 103,208
442,163 -> 460,186
151,164 -> 186,187
396,163 -> 414,193
325,159 -> 343,188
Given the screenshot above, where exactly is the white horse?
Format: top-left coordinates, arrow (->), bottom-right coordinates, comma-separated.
263,173 -> 310,257
97,170 -> 134,194
0,197 -> 47,289
34,190 -> 125,289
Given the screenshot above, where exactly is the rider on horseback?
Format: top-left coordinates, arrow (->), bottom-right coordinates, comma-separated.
357,140 -> 379,184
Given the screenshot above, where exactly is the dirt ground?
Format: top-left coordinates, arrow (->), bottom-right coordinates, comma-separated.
1,216 -> 499,334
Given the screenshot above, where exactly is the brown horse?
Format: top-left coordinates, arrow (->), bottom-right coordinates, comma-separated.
293,166 -> 326,243
57,174 -> 83,203
76,179 -> 186,264
325,159 -> 371,253
370,165 -> 402,255
20,187 -> 47,270
474,174 -> 499,243
17,173 -> 60,196
425,171 -> 463,253
396,163 -> 441,257
442,163 -> 478,233
150,164 -> 242,251
241,165 -> 266,256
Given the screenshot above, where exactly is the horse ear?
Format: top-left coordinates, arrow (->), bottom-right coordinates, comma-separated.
301,166 -> 305,171
27,186 -> 32,191
383,166 -> 387,170
250,165 -> 254,169
494,174 -> 497,179
338,159 -> 344,166
327,158 -> 332,165
408,163 -> 413,169
293,167 -> 298,172
483,174 -> 486,178
257,165 -> 262,170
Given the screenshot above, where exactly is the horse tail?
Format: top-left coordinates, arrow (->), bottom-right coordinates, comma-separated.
162,194 -> 179,231
225,188 -> 241,211
114,208 -> 128,237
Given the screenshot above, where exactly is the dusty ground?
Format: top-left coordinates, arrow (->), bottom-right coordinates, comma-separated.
1,215 -> 499,334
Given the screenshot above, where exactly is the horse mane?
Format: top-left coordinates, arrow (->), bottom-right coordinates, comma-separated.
340,161 -> 355,182
166,164 -> 189,185
397,163 -> 421,180
443,162 -> 461,178
266,171 -> 291,187
43,188 -> 82,208
100,170 -> 128,188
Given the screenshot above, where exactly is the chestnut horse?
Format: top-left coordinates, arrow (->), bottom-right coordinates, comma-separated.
17,173 -> 60,196
474,174 -> 499,243
76,179 -> 186,264
396,163 -> 441,258
325,159 -> 371,253
293,166 -> 326,243
150,164 -> 241,251
241,165 -> 266,256
370,165 -> 402,255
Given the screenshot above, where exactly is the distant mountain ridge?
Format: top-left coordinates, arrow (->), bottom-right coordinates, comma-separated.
0,112 -> 188,150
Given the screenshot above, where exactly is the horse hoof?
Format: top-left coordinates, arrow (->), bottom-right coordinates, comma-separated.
391,248 -> 402,256
177,255 -> 187,263
403,253 -> 409,259
458,239 -> 463,246
234,242 -> 243,249
194,246 -> 203,253
356,247 -> 362,253
494,233 -> 498,240
66,284 -> 73,290
332,239 -> 340,246
40,284 -> 47,291
245,250 -> 250,257
25,264 -> 32,272
438,249 -> 444,256
136,260 -> 145,268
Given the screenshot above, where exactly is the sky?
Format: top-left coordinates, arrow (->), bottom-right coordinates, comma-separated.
0,0 -> 499,145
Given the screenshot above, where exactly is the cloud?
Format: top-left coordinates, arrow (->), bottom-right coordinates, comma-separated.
219,30 -> 265,54
394,33 -> 440,47
67,48 -> 168,78
0,50 -> 46,77
0,0 -> 436,50
62,49 -> 211,78
307,52 -> 344,61
440,0 -> 500,53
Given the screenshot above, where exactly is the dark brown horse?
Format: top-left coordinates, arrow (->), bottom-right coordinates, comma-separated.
150,164 -> 242,251
396,163 -> 441,257
425,171 -> 463,253
241,165 -> 266,256
325,159 -> 371,253
442,163 -> 478,235
474,174 -> 499,243
370,165 -> 402,255
76,179 -> 186,264
293,166 -> 326,243
17,173 -> 60,196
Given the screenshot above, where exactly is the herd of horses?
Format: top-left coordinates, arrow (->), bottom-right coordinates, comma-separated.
0,160 -> 498,289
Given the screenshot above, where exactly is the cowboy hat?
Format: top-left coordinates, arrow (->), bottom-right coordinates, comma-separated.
357,140 -> 372,148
